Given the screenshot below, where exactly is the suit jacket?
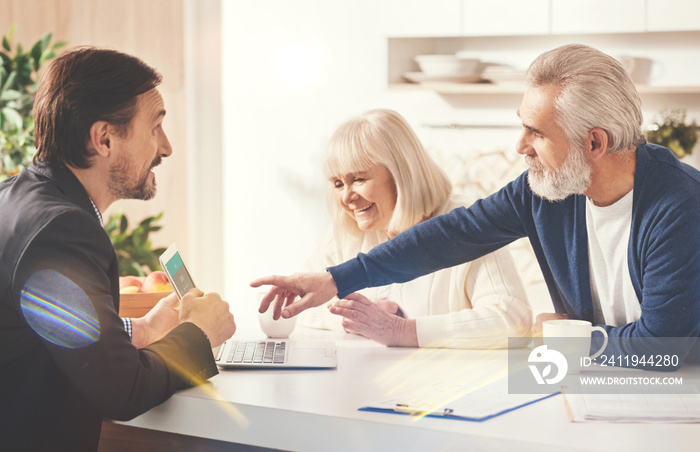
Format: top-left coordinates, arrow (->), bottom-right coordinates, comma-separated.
0,162 -> 218,451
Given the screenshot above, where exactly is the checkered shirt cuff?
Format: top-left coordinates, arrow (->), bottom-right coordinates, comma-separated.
121,317 -> 133,341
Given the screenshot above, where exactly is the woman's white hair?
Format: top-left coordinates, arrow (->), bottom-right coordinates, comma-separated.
527,44 -> 646,153
324,109 -> 452,236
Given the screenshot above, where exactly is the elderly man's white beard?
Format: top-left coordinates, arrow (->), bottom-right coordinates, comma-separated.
526,144 -> 592,202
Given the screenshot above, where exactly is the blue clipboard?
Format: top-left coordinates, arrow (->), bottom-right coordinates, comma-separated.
359,391 -> 560,422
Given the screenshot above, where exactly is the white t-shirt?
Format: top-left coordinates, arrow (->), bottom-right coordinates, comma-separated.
586,190 -> 641,326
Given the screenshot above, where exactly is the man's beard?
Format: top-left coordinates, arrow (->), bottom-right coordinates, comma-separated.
108,154 -> 161,201
526,144 -> 591,202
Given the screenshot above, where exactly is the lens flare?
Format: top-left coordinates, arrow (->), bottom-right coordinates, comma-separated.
20,270 -> 100,348
374,345 -> 509,421
155,350 -> 250,428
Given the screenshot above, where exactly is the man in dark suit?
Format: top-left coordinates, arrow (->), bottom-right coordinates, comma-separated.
0,47 -> 236,451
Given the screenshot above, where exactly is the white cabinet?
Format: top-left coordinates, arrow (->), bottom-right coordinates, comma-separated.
379,0 -> 700,38
647,0 -> 700,32
378,0 -> 461,37
382,0 -> 700,95
551,0 -> 645,34
462,0 -> 549,36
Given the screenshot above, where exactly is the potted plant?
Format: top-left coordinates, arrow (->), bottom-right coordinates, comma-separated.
103,211 -> 168,277
1,24 -> 66,180
646,109 -> 698,159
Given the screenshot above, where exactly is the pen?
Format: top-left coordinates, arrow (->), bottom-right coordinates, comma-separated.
393,404 -> 454,417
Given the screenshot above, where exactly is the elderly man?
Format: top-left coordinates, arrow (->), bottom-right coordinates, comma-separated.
252,44 -> 700,368
0,48 -> 236,451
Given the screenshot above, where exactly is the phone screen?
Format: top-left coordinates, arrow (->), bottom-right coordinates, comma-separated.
162,249 -> 196,299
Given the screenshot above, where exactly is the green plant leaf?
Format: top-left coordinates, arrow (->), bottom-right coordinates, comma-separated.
104,213 -> 119,233
2,25 -> 63,180
139,211 -> 163,227
2,70 -> 16,91
105,211 -> 166,276
119,214 -> 128,234
128,261 -> 145,277
0,52 -> 12,67
646,109 -> 698,158
30,40 -> 43,71
133,232 -> 144,249
0,89 -> 21,102
39,49 -> 56,66
1,107 -> 22,130
40,33 -> 51,52
139,217 -> 153,228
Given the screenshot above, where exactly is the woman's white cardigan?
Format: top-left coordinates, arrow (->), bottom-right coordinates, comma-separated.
299,201 -> 533,349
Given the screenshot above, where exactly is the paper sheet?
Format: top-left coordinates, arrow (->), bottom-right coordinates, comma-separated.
564,389 -> 700,423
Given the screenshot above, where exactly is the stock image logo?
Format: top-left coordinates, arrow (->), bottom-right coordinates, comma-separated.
508,337 -> 694,394
528,345 -> 568,385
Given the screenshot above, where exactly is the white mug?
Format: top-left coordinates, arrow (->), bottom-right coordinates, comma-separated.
542,319 -> 608,374
257,293 -> 297,338
618,55 -> 662,84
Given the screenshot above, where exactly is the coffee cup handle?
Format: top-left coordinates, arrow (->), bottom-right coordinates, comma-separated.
589,326 -> 609,360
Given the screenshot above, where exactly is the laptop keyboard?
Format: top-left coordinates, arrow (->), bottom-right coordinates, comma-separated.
216,340 -> 287,365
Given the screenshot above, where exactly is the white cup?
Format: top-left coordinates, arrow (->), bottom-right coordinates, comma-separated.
257,293 -> 297,338
618,56 -> 662,84
542,319 -> 608,374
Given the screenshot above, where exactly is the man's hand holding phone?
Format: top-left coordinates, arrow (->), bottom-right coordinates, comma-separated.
158,244 -> 235,347
178,288 -> 236,348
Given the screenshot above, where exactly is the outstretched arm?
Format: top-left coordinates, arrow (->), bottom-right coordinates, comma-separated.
251,271 -> 338,319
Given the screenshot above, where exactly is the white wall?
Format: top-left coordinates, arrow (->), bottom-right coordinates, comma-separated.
221,1 -> 388,310
184,0 -> 224,293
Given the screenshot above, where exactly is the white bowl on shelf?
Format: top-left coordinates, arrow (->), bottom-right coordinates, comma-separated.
481,65 -> 527,83
414,55 -> 482,77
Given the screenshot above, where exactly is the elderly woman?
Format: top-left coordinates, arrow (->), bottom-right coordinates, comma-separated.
298,109 -> 531,348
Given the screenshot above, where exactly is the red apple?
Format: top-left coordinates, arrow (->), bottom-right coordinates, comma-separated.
141,271 -> 173,293
119,275 -> 143,293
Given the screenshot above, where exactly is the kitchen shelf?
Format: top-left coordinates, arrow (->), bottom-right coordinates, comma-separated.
633,85 -> 700,94
389,82 -> 700,95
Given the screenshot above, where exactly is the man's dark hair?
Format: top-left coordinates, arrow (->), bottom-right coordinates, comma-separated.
33,47 -> 162,168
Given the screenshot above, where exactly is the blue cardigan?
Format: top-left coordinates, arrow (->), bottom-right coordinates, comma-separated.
329,144 -> 700,366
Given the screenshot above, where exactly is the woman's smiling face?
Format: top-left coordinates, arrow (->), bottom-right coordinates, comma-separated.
332,165 -> 397,233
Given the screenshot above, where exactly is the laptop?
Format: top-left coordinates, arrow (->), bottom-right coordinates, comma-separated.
159,244 -> 337,369
214,338 -> 337,369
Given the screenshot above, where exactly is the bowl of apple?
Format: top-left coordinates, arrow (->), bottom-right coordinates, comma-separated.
118,271 -> 173,318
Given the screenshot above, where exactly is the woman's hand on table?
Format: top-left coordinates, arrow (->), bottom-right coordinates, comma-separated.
329,292 -> 418,347
251,271 -> 338,320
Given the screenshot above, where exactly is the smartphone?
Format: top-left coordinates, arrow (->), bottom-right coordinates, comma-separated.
159,243 -> 196,300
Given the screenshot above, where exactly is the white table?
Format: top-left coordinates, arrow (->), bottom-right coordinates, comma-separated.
122,322 -> 700,452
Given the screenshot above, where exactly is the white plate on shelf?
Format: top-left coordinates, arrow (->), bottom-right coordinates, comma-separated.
403,72 -> 490,84
481,67 -> 527,83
